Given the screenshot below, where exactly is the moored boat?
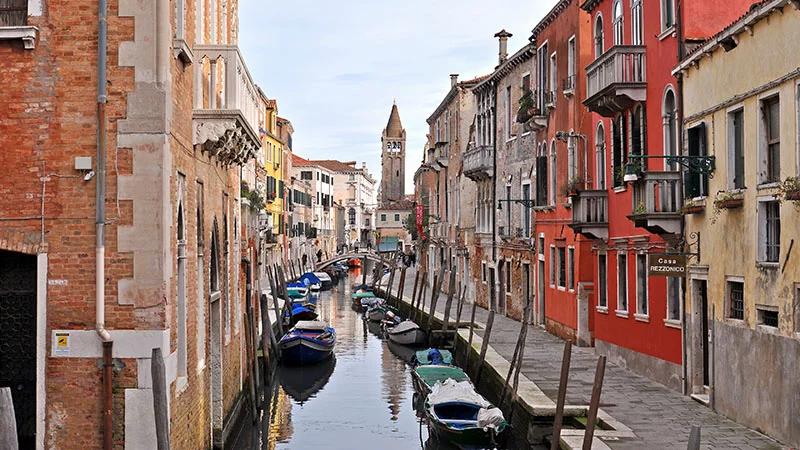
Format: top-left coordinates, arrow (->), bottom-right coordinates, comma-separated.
424,379 -> 509,447
411,364 -> 471,396
286,302 -> 318,324
286,282 -> 309,299
386,320 -> 427,346
366,304 -> 399,322
313,271 -> 333,290
278,320 -> 336,365
299,272 -> 322,291
414,348 -> 453,366
347,257 -> 362,268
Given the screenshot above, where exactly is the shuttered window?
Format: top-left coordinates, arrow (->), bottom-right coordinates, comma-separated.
0,0 -> 27,27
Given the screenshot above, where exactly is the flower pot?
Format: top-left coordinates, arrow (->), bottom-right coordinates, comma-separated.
785,190 -> 800,201
567,189 -> 578,197
717,199 -> 743,209
683,205 -> 705,215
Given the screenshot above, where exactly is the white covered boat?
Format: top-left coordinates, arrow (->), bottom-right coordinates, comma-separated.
386,320 -> 427,346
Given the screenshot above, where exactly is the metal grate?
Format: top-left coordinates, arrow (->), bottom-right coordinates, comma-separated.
765,201 -> 780,262
761,309 -> 778,328
729,281 -> 744,320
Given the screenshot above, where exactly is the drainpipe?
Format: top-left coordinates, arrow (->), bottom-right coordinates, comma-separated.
491,83 -> 497,264
676,0 -> 688,398
96,0 -> 113,448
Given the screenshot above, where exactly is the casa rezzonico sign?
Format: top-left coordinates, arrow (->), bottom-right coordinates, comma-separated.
649,254 -> 686,277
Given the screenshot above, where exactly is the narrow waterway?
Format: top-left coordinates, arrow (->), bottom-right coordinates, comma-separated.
230,264 -> 523,450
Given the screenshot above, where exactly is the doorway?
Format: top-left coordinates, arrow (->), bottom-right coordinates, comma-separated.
699,281 -> 709,387
690,277 -> 710,396
210,296 -> 222,448
538,260 -> 546,326
489,268 -> 496,312
0,250 -> 37,448
523,263 -> 531,323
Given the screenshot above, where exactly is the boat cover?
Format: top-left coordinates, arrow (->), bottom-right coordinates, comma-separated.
287,282 -> 307,289
428,379 -> 490,408
477,407 -> 506,430
388,320 -> 420,334
300,272 -> 322,285
293,320 -> 329,331
313,272 -> 332,282
416,348 -> 453,365
414,366 -> 470,387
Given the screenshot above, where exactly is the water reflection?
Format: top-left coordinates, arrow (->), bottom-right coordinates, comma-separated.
232,264 -> 519,450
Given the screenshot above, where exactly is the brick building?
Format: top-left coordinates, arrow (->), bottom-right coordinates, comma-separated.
0,0 -> 263,448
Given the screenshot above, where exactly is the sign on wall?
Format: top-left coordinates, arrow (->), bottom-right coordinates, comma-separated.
649,254 -> 686,277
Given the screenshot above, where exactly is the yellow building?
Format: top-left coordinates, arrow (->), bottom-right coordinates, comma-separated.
675,1 -> 800,446
258,92 -> 287,267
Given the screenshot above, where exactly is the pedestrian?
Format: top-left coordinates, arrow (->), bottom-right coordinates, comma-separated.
301,253 -> 308,269
317,249 -> 323,263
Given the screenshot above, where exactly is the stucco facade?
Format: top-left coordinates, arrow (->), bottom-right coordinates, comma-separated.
677,1 -> 800,445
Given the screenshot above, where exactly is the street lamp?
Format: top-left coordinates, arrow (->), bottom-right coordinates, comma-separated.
556,131 -> 589,185
623,153 -> 716,183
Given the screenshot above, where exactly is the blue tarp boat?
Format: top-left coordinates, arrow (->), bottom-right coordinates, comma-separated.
286,303 -> 318,323
299,272 -> 322,291
279,320 -> 336,365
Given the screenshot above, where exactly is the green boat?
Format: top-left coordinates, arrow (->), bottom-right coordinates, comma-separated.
351,291 -> 376,300
424,379 -> 510,447
412,365 -> 470,396
287,289 -> 308,299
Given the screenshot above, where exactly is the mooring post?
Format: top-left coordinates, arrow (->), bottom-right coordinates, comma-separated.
500,307 -> 528,410
0,387 -> 18,450
551,340 -> 572,450
243,308 -> 258,422
452,284 -> 466,357
277,266 -> 293,323
387,264 -> 396,301
687,426 -> 701,450
582,355 -> 607,450
259,294 -> 277,360
361,256 -> 367,287
151,348 -> 171,450
410,269 -> 420,315
475,310 -> 495,385
266,266 -> 284,338
466,297 -> 478,374
426,267 -> 445,332
397,267 -> 407,307
441,268 -> 457,333
414,272 -> 427,323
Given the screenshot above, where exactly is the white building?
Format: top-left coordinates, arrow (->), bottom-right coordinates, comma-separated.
291,154 -> 337,258
315,160 -> 377,249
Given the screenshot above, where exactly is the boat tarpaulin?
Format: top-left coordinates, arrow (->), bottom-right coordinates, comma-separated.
414,366 -> 470,387
428,379 -> 490,408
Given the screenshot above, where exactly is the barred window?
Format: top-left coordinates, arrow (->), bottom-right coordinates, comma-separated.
729,281 -> 744,320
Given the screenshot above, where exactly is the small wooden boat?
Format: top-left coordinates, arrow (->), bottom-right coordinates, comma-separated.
278,320 -> 336,365
286,303 -> 318,324
351,290 -> 376,301
347,257 -> 362,268
366,304 -> 399,322
299,272 -> 322,291
424,379 -> 510,447
277,355 -> 336,404
414,348 -> 453,366
412,365 -> 471,396
313,272 -> 333,290
386,320 -> 427,346
353,296 -> 383,313
286,283 -> 309,299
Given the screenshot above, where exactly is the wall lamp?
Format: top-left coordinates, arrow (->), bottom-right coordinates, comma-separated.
497,199 -> 537,210
623,154 -> 716,183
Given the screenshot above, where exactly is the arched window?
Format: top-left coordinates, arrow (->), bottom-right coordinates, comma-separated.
568,128 -> 577,179
632,105 -> 645,159
176,201 -> 187,377
210,219 -> 220,293
348,207 -> 356,226
594,14 -> 605,58
631,0 -> 643,45
596,122 -> 607,190
663,88 -> 677,170
613,0 -> 624,45
536,143 -> 548,206
550,140 -> 558,204
612,114 -> 627,187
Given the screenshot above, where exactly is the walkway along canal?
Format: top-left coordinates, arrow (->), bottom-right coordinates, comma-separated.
229,263 -> 527,450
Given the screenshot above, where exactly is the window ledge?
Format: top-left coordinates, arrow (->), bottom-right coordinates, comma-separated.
757,324 -> 780,335
0,26 -> 38,49
658,25 -> 676,41
597,306 -> 609,314
725,318 -> 747,328
175,375 -> 189,394
533,206 -> 556,212
563,88 -> 575,97
756,262 -> 779,270
505,136 -> 517,144
557,286 -> 567,292
173,38 -> 194,66
757,181 -> 780,190
634,313 -> 650,323
663,318 -> 682,329
521,131 -> 531,137
615,309 -> 629,318
613,186 -> 627,194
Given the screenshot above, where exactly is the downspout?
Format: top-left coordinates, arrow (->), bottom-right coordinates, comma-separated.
675,0 -> 688,397
96,0 -> 113,449
491,82 -> 498,263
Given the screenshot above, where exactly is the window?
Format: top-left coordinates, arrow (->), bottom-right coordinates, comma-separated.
728,280 -> 744,320
537,42 -> 549,109
301,171 -> 313,180
758,200 -> 781,263
348,207 -> 356,225
505,185 -> 512,233
613,0 -> 624,45
761,96 -> 780,184
598,254 -> 608,308
522,73 -> 531,93
612,114 -> 628,187
728,108 -> 746,189
568,247 -> 575,291
661,0 -> 675,31
175,0 -> 185,39
558,247 -> 567,289
568,129 -> 577,179
594,14 -> 605,58
663,89 -> 678,166
636,253 -> 648,316
667,277 -> 680,321
566,37 -> 576,92
506,85 -> 513,140
631,0 -> 643,45
632,106 -> 645,160
539,236 -> 545,256
536,143 -> 549,206
618,253 -> 628,311
596,122 -> 607,189
549,52 -> 557,104
482,262 -> 487,283
686,123 -> 708,197
505,264 -> 511,293
349,174 -> 355,181
522,183 -> 531,237
757,306 -> 778,328
550,245 -> 556,286
381,213 -> 386,222
365,217 -> 370,227
550,140 -> 557,204
394,213 -> 400,221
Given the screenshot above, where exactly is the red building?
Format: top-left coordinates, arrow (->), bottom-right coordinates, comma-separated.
575,0 -> 754,389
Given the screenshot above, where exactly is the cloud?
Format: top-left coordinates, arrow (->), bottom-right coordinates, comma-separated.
238,0 -> 560,197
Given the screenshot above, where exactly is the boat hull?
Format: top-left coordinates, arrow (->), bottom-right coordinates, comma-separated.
425,401 -> 507,447
387,327 -> 426,346
279,337 -> 334,365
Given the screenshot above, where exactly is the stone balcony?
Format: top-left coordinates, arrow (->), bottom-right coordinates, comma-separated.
584,45 -> 646,117
463,144 -> 493,181
628,171 -> 682,236
192,44 -> 261,166
569,190 -> 608,240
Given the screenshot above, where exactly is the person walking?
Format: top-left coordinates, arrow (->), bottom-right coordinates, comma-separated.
317,249 -> 323,263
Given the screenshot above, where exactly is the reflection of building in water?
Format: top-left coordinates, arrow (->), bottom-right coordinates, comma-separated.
268,385 -> 294,447
381,341 -> 407,421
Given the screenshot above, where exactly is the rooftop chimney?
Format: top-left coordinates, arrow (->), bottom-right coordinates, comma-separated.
450,74 -> 459,88
494,29 -> 513,65
362,162 -> 367,170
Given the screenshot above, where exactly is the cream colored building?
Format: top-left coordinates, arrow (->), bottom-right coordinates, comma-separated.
675,1 -> 800,446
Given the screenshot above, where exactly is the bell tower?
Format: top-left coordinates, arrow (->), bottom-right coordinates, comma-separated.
380,102 -> 406,205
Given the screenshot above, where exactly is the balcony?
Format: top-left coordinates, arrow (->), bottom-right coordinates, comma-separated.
545,90 -> 557,110
584,45 -> 647,117
562,75 -> 576,96
463,144 -> 493,181
517,90 -> 547,132
628,171 -> 682,236
192,45 -> 261,166
569,190 -> 608,240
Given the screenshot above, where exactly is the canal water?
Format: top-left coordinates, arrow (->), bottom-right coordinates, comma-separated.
230,265 -> 523,450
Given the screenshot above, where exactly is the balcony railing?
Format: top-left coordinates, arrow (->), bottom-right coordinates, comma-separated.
562,75 -> 576,94
628,171 -> 682,235
584,45 -> 646,117
518,90 -> 547,132
545,90 -> 557,109
463,144 -> 493,181
192,45 -> 261,166
569,190 -> 608,240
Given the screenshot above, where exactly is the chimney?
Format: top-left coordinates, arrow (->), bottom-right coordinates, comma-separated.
362,162 -> 367,170
450,74 -> 459,88
494,29 -> 513,65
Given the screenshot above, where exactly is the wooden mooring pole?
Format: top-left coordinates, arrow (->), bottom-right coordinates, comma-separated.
396,267 -> 407,306
441,269 -> 457,333
151,347 -> 171,450
0,387 -> 18,450
276,266 -> 293,323
414,272 -> 427,323
582,355 -> 607,450
266,266 -> 284,338
409,269 -> 420,315
551,340 -> 573,450
474,310 -> 495,384
466,296 -> 478,374
259,293 -> 278,360
451,284 -> 466,357
687,426 -> 701,450
426,267 -> 445,333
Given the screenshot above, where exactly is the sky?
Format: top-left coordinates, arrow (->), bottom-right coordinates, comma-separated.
239,0 -> 560,195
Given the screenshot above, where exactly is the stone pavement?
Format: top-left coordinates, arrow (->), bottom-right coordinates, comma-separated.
384,266 -> 785,450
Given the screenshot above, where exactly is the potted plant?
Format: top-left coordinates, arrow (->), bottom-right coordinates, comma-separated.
516,87 -> 539,124
682,199 -> 705,215
778,176 -> 800,201
714,191 -> 744,210
633,201 -> 647,215
561,175 -> 585,197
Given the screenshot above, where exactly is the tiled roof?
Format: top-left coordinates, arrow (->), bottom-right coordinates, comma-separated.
292,154 -> 313,166
378,199 -> 415,211
266,99 -> 277,109
313,160 -> 362,173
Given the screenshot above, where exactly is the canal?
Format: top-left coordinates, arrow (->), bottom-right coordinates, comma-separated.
230,265 -> 525,450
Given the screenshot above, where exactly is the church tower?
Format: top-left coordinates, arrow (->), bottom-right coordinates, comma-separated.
380,102 -> 406,205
